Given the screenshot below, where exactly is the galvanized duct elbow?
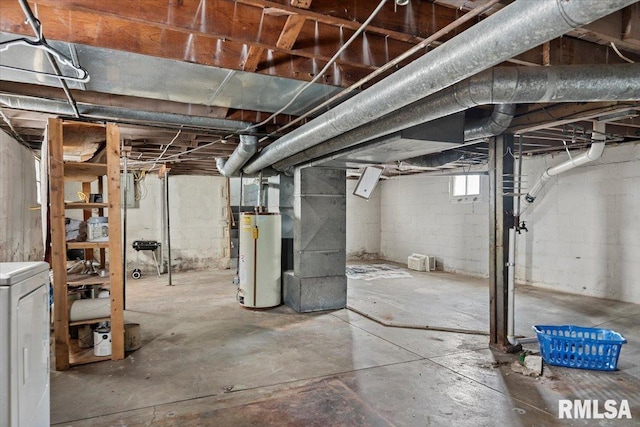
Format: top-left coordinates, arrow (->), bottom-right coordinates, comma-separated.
244,0 -> 637,175
464,104 -> 516,142
273,63 -> 640,172
216,135 -> 258,177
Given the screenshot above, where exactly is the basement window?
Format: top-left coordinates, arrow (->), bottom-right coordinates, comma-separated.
450,175 -> 480,200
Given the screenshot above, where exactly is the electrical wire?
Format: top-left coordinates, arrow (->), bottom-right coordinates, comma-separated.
261,0 -> 501,140
243,0 -> 390,132
148,129 -> 182,171
133,171 -> 148,201
610,42 -> 635,64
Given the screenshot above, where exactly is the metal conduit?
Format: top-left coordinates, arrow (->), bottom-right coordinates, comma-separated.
273,63 -> 640,172
243,0 -> 638,175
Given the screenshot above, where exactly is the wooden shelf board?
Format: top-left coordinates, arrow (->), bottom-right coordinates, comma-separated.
68,339 -> 112,366
64,162 -> 107,182
65,202 -> 108,209
67,241 -> 110,249
69,317 -> 110,327
67,274 -> 110,287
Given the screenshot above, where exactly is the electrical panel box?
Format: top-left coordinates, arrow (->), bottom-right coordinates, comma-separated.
121,173 -> 138,209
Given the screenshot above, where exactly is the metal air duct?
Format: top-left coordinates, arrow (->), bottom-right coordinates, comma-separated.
0,93 -> 252,132
243,0 -> 637,175
273,63 -> 640,172
464,104 -> 516,142
216,135 -> 258,177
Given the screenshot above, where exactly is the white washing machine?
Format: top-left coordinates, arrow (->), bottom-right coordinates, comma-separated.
0,262 -> 50,427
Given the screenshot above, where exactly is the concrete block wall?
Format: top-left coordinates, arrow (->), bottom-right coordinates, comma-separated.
516,142 -> 640,304
378,174 -> 489,275
346,179 -> 381,260
0,131 -> 43,261
65,174 -> 229,272
351,142 -> 640,304
144,175 -> 229,271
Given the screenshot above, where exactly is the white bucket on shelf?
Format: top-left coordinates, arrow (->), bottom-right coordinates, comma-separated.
93,327 -> 112,356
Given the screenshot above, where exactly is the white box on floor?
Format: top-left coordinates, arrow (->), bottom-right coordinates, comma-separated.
408,254 -> 426,271
407,254 -> 436,272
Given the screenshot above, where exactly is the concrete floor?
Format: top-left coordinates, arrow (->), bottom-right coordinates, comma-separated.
51,266 -> 640,426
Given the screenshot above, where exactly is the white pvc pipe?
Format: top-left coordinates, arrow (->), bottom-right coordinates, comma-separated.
518,121 -> 607,216
507,227 -> 517,345
508,121 -> 607,346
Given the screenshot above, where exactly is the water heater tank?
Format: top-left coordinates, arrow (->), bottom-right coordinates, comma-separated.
238,212 -> 282,308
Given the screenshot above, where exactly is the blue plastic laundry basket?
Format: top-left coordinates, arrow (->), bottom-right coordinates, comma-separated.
533,325 -> 627,371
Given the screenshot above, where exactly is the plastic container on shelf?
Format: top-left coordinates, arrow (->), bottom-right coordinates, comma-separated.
533,325 -> 627,371
87,217 -> 109,242
93,327 -> 112,356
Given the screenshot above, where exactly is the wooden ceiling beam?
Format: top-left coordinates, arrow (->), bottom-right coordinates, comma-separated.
238,0 -> 425,44
509,102 -> 640,134
543,36 -> 640,65
14,0 -> 419,68
242,46 -> 265,72
622,4 -> 640,46
0,2 -> 377,86
570,8 -> 640,55
277,14 -> 308,50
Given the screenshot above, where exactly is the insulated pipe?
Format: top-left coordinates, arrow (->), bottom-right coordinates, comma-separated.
0,93 -> 252,132
244,0 -> 637,175
517,121 -> 608,216
216,135 -> 258,177
273,64 -> 640,172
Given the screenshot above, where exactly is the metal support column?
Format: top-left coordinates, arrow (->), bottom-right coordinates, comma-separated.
489,134 -> 520,352
165,171 -> 173,286
283,167 -> 347,312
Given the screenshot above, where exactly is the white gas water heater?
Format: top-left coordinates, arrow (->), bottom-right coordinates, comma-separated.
238,212 -> 282,308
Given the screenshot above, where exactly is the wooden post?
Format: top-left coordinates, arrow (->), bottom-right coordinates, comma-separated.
49,118 -> 70,371
106,123 -> 125,360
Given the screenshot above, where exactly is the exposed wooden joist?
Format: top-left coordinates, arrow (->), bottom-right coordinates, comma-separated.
572,9 -> 640,55
509,102 -> 640,134
622,4 -> 640,45
277,14 -> 307,50
238,0 -> 426,43
0,1 -> 378,86
158,164 -> 172,178
242,46 -> 265,71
